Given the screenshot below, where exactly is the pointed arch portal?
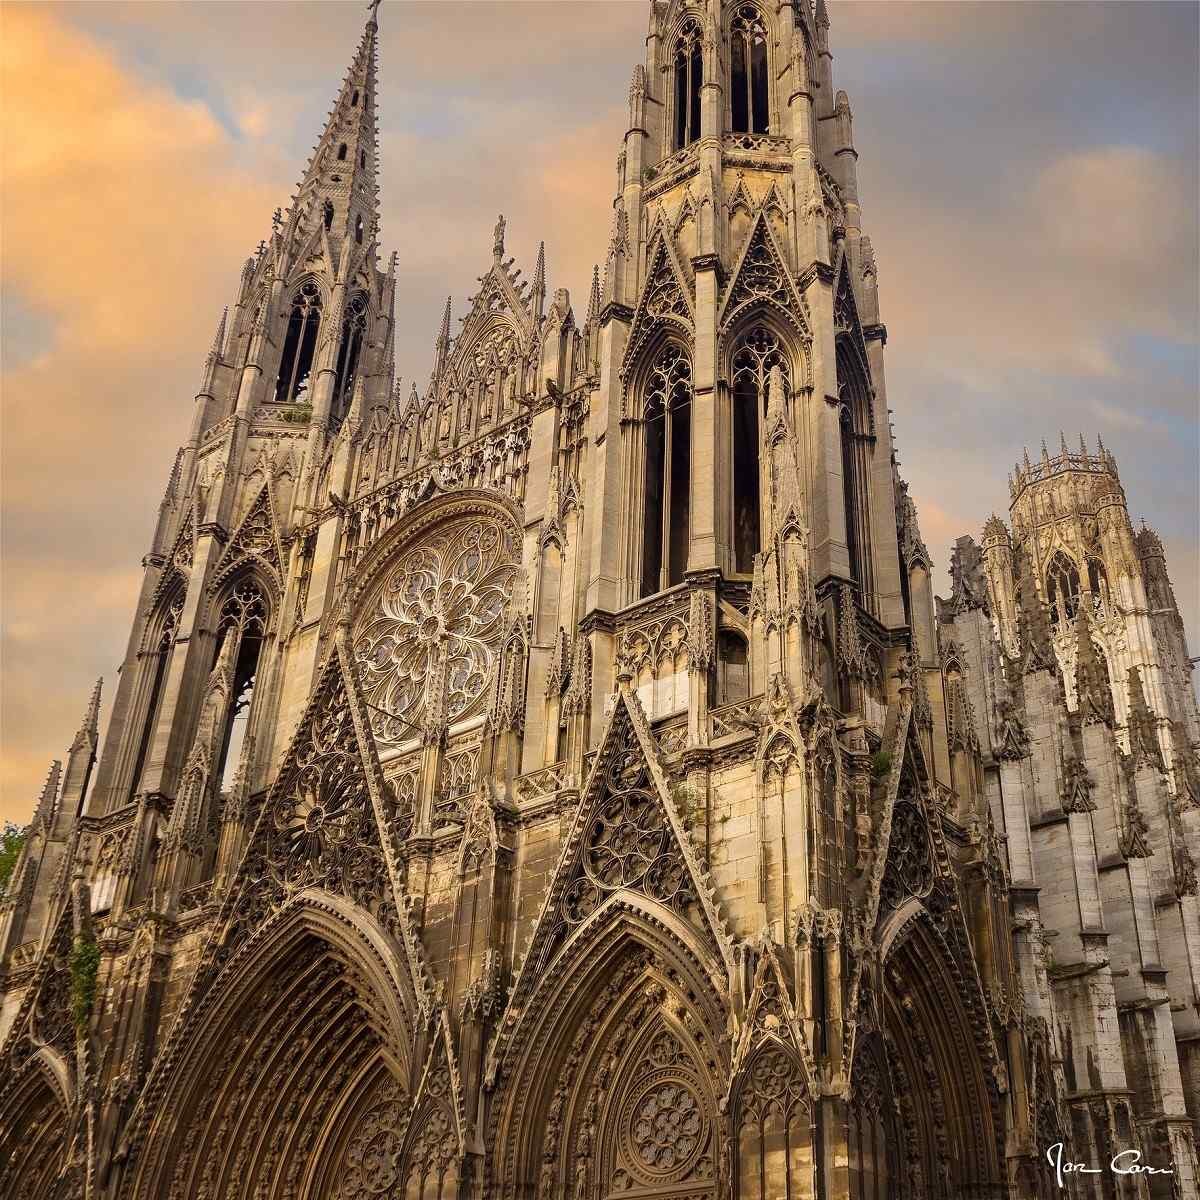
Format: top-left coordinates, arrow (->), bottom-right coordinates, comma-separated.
129,902 -> 417,1200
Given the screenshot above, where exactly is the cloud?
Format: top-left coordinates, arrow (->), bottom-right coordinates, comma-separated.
1,5 -> 283,817
1,1 -> 1196,822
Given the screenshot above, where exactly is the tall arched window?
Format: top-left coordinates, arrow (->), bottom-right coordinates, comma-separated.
836,337 -> 873,595
641,346 -> 692,597
323,199 -> 334,231
673,19 -> 703,150
716,630 -> 750,704
213,579 -> 268,791
333,291 -> 368,422
730,5 -> 769,134
337,142 -> 348,161
1087,557 -> 1110,614
274,281 -> 322,404
1046,552 -> 1081,626
128,591 -> 184,799
731,327 -> 789,572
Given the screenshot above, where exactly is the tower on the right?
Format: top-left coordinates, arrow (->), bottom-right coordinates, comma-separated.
939,435 -> 1200,1189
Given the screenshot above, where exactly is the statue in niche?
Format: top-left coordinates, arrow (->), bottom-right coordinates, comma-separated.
438,395 -> 454,445
457,386 -> 472,436
397,413 -> 413,466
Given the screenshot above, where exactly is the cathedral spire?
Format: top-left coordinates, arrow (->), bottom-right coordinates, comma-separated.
531,241 -> 546,321
284,1 -> 382,264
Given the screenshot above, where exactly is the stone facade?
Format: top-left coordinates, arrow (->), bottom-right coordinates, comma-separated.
1,3 -> 1196,1198
938,440 -> 1200,1198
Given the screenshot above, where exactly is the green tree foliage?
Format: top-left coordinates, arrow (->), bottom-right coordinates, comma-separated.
0,822 -> 25,895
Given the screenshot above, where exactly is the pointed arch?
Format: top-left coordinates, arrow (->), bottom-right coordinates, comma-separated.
273,277 -> 323,405
876,904 -> 1005,1195
126,894 -> 419,1200
1045,549 -> 1081,626
488,904 -> 729,1198
126,579 -> 186,800
729,3 -> 771,135
732,1040 -> 817,1200
671,14 -> 704,149
0,1049 -> 71,1199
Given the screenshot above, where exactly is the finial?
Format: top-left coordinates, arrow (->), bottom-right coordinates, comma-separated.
493,214 -> 506,261
82,678 -> 103,737
272,207 -> 283,233
34,761 -> 63,828
438,295 -> 452,347
586,264 -> 601,324
1040,438 -> 1049,461
1079,432 -> 1088,456
213,306 -> 228,354
1059,430 -> 1068,455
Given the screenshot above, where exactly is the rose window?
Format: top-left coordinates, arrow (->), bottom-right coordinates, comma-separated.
622,1071 -> 708,1182
267,755 -> 365,889
354,517 -> 517,745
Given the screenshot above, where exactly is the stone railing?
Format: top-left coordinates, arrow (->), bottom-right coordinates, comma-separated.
512,762 -> 575,806
710,696 -> 761,741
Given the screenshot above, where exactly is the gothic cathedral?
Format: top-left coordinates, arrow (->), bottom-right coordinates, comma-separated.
3,4 -> 1199,1198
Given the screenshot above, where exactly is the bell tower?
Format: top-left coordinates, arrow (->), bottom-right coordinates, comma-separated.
589,0 -> 909,737
83,1 -> 396,920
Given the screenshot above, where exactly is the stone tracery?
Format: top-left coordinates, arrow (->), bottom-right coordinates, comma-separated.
353,515 -> 518,745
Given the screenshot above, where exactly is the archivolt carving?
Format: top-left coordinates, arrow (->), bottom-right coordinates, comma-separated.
337,1080 -> 407,1200
353,514 -> 518,745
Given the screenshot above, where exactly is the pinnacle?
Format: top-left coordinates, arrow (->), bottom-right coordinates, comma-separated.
33,760 -> 63,828
281,0 -> 383,265
81,678 -> 103,738
586,264 -> 601,324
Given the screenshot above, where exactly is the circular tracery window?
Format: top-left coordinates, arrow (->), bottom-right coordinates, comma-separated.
353,515 -> 517,745
620,1068 -> 710,1184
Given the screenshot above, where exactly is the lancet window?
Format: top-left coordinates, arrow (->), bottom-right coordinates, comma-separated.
274,280 -> 322,405
716,630 -> 750,704
731,327 -> 789,572
1046,551 -> 1081,626
730,5 -> 769,134
333,291 -> 368,422
640,345 -> 693,598
212,578 -> 268,791
836,337 -> 874,595
1087,557 -> 1110,614
128,590 -> 184,799
673,18 -> 703,150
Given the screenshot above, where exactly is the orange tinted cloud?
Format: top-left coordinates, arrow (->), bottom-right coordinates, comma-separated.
1,6 -> 284,817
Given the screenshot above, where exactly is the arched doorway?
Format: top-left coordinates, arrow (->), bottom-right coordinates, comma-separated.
491,910 -> 729,1199
130,901 -> 417,1200
0,1053 -> 70,1198
875,905 -> 1004,1199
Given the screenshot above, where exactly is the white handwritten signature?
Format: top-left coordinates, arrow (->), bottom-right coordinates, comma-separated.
1047,1143 -> 1174,1188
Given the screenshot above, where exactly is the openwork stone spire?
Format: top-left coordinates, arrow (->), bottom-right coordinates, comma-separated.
286,1 -> 383,260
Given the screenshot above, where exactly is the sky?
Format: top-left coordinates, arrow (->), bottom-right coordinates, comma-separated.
2,0 -> 1197,824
